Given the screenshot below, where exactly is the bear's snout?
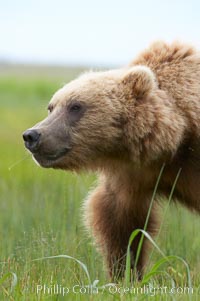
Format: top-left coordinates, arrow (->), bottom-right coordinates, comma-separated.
23,129 -> 41,152
23,123 -> 72,168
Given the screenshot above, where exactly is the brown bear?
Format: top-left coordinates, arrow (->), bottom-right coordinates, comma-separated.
23,41 -> 200,279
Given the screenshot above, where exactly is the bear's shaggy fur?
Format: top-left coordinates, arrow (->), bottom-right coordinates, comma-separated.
23,41 -> 200,279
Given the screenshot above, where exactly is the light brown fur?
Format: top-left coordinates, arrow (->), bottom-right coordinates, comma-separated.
23,41 -> 200,279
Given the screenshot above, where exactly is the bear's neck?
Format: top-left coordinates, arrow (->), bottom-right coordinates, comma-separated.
100,161 -> 161,210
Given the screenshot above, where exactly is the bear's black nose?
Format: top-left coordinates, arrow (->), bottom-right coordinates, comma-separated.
23,129 -> 41,152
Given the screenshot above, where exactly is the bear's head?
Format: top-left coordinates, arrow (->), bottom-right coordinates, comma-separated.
23,65 -> 171,171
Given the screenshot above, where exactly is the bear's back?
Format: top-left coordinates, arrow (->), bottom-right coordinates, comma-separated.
132,41 -> 200,132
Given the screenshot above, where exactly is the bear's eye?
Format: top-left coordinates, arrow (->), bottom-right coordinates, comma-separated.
47,104 -> 53,114
67,102 -> 86,125
69,103 -> 82,112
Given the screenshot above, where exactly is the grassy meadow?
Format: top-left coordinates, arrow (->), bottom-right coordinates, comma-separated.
0,65 -> 200,300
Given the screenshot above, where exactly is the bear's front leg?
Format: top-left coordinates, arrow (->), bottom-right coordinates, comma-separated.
84,181 -> 158,280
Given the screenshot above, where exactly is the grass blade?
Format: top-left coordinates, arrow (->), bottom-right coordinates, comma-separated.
125,164 -> 165,284
0,272 -> 18,292
134,164 -> 166,272
32,254 -> 91,284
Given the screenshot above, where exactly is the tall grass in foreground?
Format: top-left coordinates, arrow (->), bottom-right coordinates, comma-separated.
1,73 -> 200,300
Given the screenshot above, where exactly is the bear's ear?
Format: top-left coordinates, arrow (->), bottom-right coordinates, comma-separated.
122,65 -> 157,99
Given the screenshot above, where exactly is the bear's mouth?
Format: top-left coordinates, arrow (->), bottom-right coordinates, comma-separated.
32,147 -> 71,167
